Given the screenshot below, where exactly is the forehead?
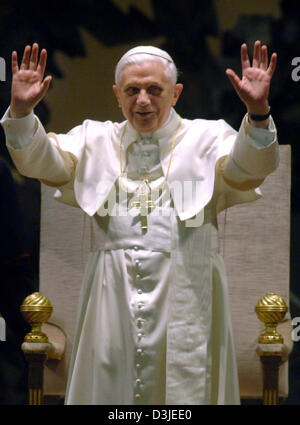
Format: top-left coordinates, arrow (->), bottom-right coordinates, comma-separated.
119,60 -> 171,88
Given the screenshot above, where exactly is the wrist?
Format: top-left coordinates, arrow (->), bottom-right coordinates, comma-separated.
246,102 -> 270,116
9,105 -> 33,119
247,112 -> 270,129
249,109 -> 271,122
246,103 -> 271,129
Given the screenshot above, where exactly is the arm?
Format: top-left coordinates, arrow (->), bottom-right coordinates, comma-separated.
221,41 -> 279,190
1,44 -> 75,185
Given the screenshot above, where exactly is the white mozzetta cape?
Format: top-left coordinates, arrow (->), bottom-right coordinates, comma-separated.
3,108 -> 278,221
2,108 -> 278,404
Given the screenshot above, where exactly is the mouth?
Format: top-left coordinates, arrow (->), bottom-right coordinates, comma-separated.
135,111 -> 154,117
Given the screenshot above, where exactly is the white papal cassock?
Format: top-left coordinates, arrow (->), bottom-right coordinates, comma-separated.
1,107 -> 278,404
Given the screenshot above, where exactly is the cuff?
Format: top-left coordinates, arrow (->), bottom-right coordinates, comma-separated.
0,107 -> 36,149
226,114 -> 279,179
245,113 -> 276,149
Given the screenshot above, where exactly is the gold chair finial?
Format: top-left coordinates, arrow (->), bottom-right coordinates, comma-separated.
255,292 -> 288,344
20,292 -> 53,344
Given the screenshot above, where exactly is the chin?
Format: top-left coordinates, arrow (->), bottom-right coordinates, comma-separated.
138,125 -> 156,132
130,114 -> 160,133
134,122 -> 158,133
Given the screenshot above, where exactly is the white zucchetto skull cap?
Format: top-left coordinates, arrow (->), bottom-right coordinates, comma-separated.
118,45 -> 174,63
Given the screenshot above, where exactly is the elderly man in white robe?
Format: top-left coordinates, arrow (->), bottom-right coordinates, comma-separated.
1,41 -> 278,405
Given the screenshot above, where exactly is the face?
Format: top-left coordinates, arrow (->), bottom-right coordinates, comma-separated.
113,60 -> 183,132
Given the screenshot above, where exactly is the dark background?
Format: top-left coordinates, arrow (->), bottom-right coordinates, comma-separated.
0,0 -> 299,405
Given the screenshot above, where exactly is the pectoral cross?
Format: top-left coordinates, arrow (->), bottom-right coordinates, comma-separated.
130,185 -> 155,231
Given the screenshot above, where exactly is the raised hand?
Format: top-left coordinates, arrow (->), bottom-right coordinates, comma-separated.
225,41 -> 277,121
10,43 -> 52,118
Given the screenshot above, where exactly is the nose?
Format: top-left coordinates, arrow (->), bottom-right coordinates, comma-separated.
137,89 -> 151,106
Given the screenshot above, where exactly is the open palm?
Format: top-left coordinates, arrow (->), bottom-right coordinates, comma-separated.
10,43 -> 52,118
226,41 -> 277,115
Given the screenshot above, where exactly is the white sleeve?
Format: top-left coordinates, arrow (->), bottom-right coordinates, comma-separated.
214,115 -> 279,213
245,113 -> 276,149
0,107 -> 37,149
224,114 -> 279,183
0,106 -> 78,187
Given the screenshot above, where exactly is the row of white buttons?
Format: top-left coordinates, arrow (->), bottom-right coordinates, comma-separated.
134,250 -> 145,401
135,345 -> 144,399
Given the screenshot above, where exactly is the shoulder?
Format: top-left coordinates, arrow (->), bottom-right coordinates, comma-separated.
72,119 -> 127,159
182,116 -> 236,135
177,116 -> 237,157
70,118 -> 124,135
62,118 -> 126,149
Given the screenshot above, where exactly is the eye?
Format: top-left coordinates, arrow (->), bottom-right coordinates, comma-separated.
147,86 -> 162,96
125,87 -> 139,96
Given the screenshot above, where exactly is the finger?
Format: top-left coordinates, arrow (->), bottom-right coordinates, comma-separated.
32,75 -> 52,108
20,45 -> 31,70
241,43 -> 250,73
37,48 -> 48,78
260,45 -> 268,70
267,52 -> 277,77
226,68 -> 241,93
11,51 -> 19,75
29,43 -> 39,70
252,40 -> 261,68
39,75 -> 52,99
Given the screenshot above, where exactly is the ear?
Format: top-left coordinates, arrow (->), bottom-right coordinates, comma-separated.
172,83 -> 183,106
112,85 -> 122,107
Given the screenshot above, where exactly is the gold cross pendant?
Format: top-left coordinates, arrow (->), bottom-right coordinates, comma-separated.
130,191 -> 155,231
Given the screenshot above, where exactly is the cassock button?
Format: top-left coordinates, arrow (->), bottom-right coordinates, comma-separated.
137,318 -> 143,328
137,289 -> 143,294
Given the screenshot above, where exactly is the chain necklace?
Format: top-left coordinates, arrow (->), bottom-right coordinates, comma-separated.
119,116 -> 182,231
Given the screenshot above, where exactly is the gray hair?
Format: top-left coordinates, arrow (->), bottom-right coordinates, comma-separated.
115,46 -> 178,86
